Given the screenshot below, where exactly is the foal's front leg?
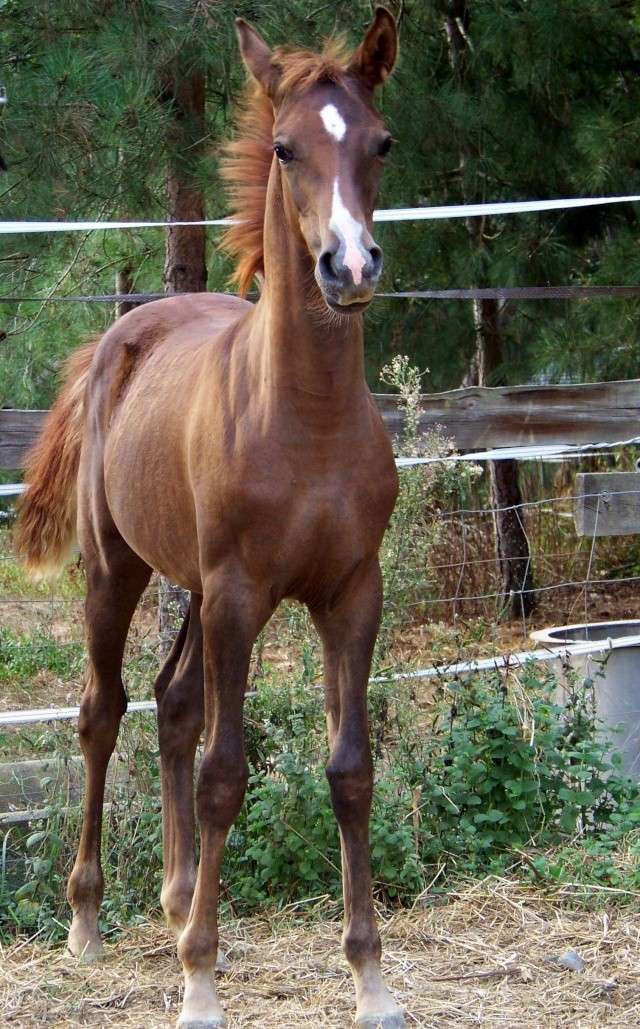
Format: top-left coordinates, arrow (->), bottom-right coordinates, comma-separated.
175,571 -> 270,1029
314,560 -> 405,1028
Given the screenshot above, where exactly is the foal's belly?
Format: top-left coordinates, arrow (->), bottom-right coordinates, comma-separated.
108,474 -> 391,605
103,412 -> 204,593
106,474 -> 203,593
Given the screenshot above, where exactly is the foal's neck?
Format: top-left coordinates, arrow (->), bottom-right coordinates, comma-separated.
254,164 -> 366,410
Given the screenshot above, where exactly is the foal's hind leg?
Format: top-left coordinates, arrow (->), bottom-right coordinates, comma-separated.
67,531 -> 151,961
155,596 -> 204,934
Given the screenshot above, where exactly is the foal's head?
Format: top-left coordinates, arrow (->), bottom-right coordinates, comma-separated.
228,9 -> 398,313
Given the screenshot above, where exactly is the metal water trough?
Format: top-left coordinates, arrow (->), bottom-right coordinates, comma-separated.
530,620 -> 640,780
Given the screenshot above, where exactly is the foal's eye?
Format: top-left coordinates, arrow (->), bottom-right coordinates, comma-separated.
273,143 -> 294,164
377,135 -> 393,158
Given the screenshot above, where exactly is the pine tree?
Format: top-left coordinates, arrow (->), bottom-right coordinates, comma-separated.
3,1 -> 640,400
0,0 -> 243,404
371,0 -> 640,388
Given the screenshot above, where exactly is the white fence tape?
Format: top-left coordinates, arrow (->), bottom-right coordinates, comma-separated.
0,218 -> 232,234
0,633 -> 637,728
372,195 -> 640,222
397,435 -> 640,467
2,195 -> 640,234
0,699 -> 157,727
371,633 -> 640,683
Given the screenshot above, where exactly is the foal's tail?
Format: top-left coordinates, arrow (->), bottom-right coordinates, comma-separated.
15,340 -> 98,579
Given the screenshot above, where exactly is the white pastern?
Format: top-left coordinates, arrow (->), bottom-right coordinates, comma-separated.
320,103 -> 347,141
178,968 -> 225,1027
329,178 -> 367,287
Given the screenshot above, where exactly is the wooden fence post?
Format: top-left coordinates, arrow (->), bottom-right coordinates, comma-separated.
574,471 -> 640,537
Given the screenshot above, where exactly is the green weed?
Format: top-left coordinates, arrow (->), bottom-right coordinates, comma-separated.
2,656 -> 640,942
0,627 -> 83,684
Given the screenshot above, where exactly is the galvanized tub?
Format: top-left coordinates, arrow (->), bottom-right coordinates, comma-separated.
530,620 -> 640,779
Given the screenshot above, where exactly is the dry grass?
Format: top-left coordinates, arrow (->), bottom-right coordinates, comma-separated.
1,879 -> 639,1027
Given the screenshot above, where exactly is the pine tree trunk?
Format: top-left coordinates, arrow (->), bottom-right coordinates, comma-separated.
163,70 -> 207,295
158,66 -> 207,651
115,265 -> 136,319
472,300 -> 535,618
490,459 -> 534,618
443,6 -> 535,620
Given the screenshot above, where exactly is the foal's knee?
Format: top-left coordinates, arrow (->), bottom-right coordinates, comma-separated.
326,750 -> 373,822
196,751 -> 248,829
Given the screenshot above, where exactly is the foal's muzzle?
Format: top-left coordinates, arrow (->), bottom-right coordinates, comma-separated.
315,243 -> 383,311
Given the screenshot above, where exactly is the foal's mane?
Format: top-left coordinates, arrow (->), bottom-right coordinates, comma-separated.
220,39 -> 351,295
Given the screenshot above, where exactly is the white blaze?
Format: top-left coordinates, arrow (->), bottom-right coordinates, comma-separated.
320,103 -> 346,141
329,178 -> 367,287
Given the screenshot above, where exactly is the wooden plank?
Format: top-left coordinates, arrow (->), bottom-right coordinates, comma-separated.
2,379 -> 639,469
0,754 -> 128,812
376,378 -> 640,450
0,408 -> 45,469
574,472 -> 640,537
0,756 -> 84,810
0,803 -> 113,827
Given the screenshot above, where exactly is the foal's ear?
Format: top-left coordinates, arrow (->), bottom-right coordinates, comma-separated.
235,18 -> 281,97
348,7 -> 398,89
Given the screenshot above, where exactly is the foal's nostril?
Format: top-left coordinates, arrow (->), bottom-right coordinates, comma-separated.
319,249 -> 339,282
367,245 -> 383,280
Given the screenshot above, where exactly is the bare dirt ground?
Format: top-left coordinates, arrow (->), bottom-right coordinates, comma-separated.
393,582 -> 640,668
1,879 -> 638,1028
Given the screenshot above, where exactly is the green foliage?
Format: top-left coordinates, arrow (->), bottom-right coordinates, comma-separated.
388,664 -> 640,869
0,626 -> 82,683
232,680 -> 424,906
100,794 -> 164,923
526,824 -> 640,895
230,755 -> 341,906
378,355 -> 479,651
7,821 -> 67,932
3,658 -> 639,942
0,725 -> 165,938
2,1 -> 640,404
243,676 -> 325,775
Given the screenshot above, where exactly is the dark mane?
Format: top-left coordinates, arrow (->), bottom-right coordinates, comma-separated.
220,39 -> 351,295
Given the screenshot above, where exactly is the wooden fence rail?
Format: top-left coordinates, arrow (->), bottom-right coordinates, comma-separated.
1,378 -> 639,470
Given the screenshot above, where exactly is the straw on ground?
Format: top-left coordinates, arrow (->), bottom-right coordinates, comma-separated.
2,877 -> 638,1028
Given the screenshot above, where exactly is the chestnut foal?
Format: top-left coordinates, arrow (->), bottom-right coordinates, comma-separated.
16,9 -> 404,1027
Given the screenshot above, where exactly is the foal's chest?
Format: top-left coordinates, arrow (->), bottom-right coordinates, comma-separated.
228,446 -> 398,597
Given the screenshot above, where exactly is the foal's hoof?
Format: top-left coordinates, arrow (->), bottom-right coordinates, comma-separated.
177,1020 -> 226,1029
178,966 -> 226,1028
67,918 -> 104,964
356,1015 -> 406,1029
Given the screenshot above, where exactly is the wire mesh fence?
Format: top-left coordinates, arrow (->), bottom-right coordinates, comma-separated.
1,464 -> 638,723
